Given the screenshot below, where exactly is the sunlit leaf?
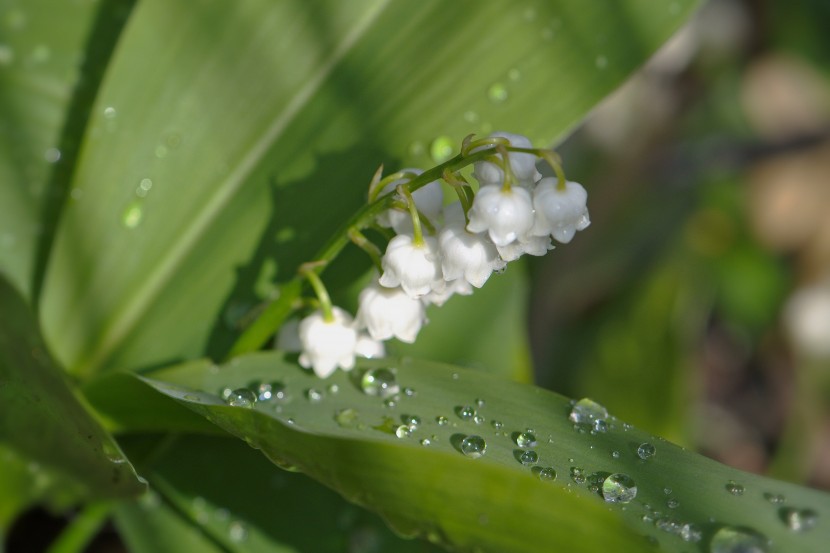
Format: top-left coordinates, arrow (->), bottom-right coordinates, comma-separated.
140,353 -> 829,552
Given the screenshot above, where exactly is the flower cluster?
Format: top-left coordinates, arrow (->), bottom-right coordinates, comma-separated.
284,132 -> 590,378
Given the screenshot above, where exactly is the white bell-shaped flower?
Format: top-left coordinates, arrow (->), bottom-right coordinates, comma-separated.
379,234 -> 444,298
354,333 -> 386,359
473,132 -> 541,186
422,277 -> 473,307
466,184 -> 534,246
298,307 -> 358,378
356,281 -> 427,343
439,212 -> 505,288
496,235 -> 553,262
531,178 -> 590,244
376,169 -> 444,234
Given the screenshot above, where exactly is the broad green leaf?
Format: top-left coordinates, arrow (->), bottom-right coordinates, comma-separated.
0,0 -> 130,300
142,353 -> 830,553
115,433 -> 441,553
0,277 -> 145,501
37,0 -> 702,378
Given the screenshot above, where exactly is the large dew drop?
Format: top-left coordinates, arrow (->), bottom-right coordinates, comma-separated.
226,388 -> 256,408
360,368 -> 400,398
601,473 -> 637,504
569,398 -> 609,425
460,435 -> 487,458
709,527 -> 769,553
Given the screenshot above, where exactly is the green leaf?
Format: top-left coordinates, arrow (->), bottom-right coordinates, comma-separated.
114,496 -> 226,553
388,261 -> 533,383
0,0 -> 92,298
0,277 -> 145,501
36,0 -> 702,377
0,0 -> 131,301
115,433 -> 442,553
141,353 -> 829,552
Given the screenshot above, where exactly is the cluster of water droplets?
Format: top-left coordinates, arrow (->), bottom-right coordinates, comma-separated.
215,375 -> 821,550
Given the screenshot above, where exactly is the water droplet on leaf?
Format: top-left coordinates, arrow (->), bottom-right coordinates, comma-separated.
709,526 -> 769,553
537,467 -> 556,481
602,473 -> 637,504
781,507 -> 818,532
455,405 -> 475,420
726,480 -> 745,496
460,435 -> 486,458
395,425 -> 412,438
637,443 -> 656,460
681,523 -> 703,542
257,381 -> 286,402
226,388 -> 256,408
569,398 -> 609,424
305,388 -> 323,402
519,450 -> 538,466
515,432 -> 537,449
335,408 -> 359,428
361,368 -> 399,398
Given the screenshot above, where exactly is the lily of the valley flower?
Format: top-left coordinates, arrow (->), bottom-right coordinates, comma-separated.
495,234 -> 553,262
473,131 -> 541,186
466,184 -> 535,246
531,178 -> 590,244
379,234 -> 444,298
439,215 -> 505,288
356,281 -> 427,343
421,277 -> 473,307
298,307 -> 358,378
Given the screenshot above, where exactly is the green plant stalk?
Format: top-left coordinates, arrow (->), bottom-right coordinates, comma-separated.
227,145 -> 540,358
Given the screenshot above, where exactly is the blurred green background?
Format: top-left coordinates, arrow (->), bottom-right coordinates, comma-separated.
524,0 -> 830,491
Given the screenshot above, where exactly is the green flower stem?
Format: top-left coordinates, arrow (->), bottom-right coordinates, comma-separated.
347,228 -> 383,273
227,145 -> 549,358
443,169 -> 473,222
299,262 -> 333,322
496,145 -> 516,192
523,147 -> 567,189
398,185 -> 424,246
